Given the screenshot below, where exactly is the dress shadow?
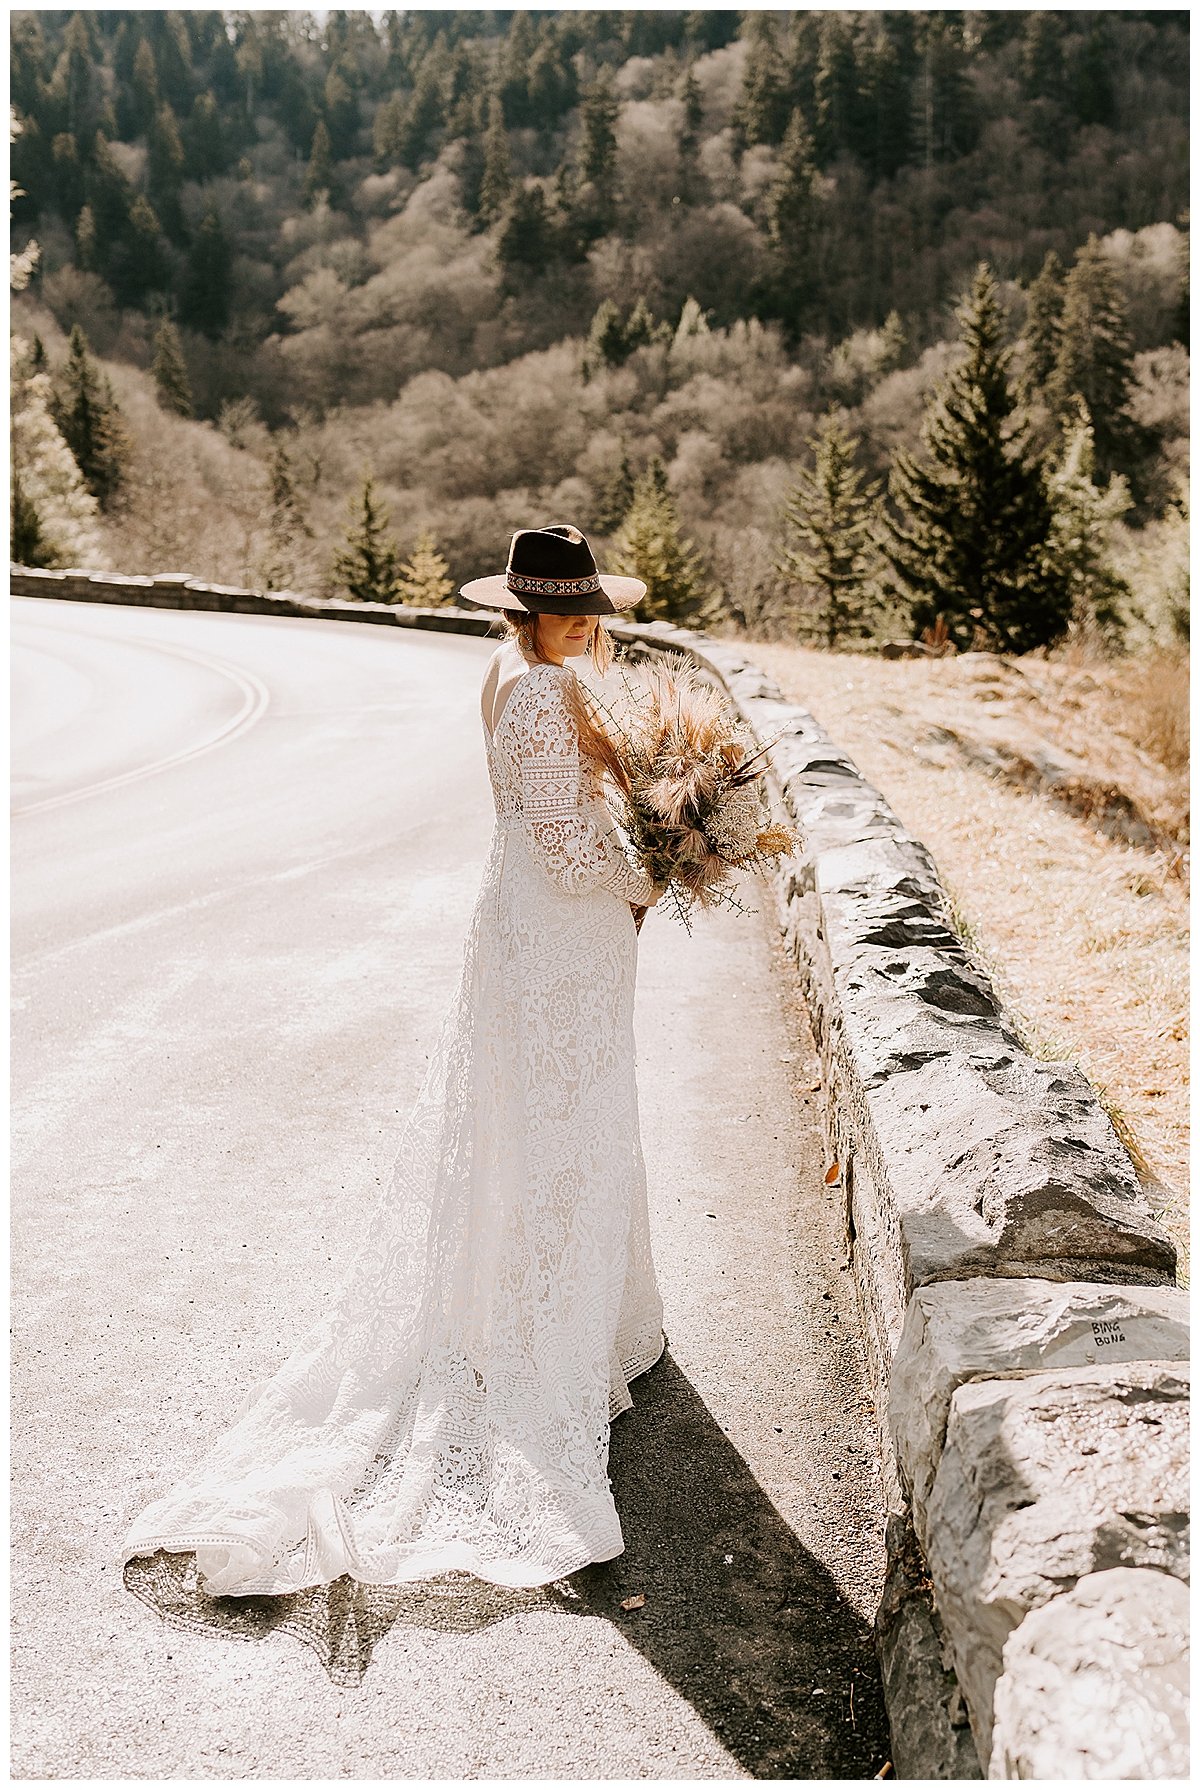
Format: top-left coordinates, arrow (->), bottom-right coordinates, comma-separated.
123,1348 -> 890,1777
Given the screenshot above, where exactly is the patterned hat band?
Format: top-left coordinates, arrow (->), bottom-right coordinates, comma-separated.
505,570 -> 603,597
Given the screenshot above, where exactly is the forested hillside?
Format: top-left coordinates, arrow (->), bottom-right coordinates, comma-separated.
9,8 -> 1191,652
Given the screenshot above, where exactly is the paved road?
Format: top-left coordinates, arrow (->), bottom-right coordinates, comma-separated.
11,597 -> 891,1778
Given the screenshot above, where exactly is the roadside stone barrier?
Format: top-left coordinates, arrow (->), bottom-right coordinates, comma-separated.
14,567 -> 1188,1778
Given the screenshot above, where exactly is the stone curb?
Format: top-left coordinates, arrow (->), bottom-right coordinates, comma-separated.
13,567 -> 1188,1778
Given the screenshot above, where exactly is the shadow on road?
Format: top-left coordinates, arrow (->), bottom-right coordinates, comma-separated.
124,1349 -> 889,1778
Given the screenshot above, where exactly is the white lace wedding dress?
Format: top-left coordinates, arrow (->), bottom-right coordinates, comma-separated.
120,641 -> 666,1596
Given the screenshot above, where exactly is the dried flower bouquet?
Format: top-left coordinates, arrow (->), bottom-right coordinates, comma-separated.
564,650 -> 803,932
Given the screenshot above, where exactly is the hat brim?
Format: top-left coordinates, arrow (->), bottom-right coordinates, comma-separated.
458,572 -> 646,615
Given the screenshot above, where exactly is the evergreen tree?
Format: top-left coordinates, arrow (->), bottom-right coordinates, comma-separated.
860,19 -> 912,179
1019,9 -> 1069,152
304,116 -> 336,207
186,90 -> 228,179
11,466 -> 50,567
1072,18 -> 1116,128
85,131 -> 132,250
180,205 -> 231,338
397,58 -> 447,168
765,108 -> 820,333
813,11 -> 864,165
147,101 -> 185,238
255,435 -> 312,593
584,298 -> 629,372
74,202 -> 97,270
10,335 -> 108,569
595,446 -> 637,533
732,12 -> 791,150
118,194 -> 170,300
1043,398 -> 1132,645
498,11 -> 537,128
912,13 -> 977,165
878,263 -> 1070,654
396,526 -> 455,606
49,324 -> 131,509
527,34 -> 577,128
151,315 -> 192,417
130,36 -> 159,136
609,465 -> 716,626
1046,235 -> 1140,481
333,471 -> 402,603
577,72 -> 619,234
323,63 -> 358,158
496,183 -> 556,281
678,66 -> 703,193
777,413 -> 882,648
1020,249 -> 1066,403
50,131 -> 86,220
478,94 -> 512,225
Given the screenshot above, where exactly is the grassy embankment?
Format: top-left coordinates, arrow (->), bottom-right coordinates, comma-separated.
740,636 -> 1189,1286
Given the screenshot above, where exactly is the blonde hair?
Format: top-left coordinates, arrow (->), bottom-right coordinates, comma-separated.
498,609 -> 615,677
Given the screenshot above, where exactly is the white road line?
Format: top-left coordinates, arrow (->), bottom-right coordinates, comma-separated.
11,629 -> 271,818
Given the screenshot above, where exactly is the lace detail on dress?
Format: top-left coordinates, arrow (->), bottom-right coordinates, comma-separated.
119,643 -> 667,1624
508,664 -> 657,906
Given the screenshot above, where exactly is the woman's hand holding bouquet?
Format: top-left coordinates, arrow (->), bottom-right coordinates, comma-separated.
567,652 -> 803,934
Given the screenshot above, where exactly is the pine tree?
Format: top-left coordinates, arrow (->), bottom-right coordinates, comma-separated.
147,101 -> 185,238
1072,18 -> 1116,128
861,18 -> 912,179
496,183 -> 556,281
1020,249 -> 1066,403
396,526 -> 455,606
1046,235 -> 1140,481
186,90 -> 228,179
180,205 -> 231,338
584,298 -> 628,372
813,11 -> 864,165
151,315 -> 192,417
576,73 -> 619,233
878,263 -> 1070,654
50,324 -> 131,509
912,13 -> 977,165
130,36 -> 159,135
777,413 -> 882,648
74,202 -> 97,270
765,108 -> 820,332
678,66 -> 703,199
255,435 -> 313,593
594,447 -> 637,532
333,471 -> 402,603
119,194 -> 170,301
1043,398 -> 1132,644
609,466 -> 716,626
10,335 -> 108,569
732,12 -> 792,150
304,116 -> 336,207
478,94 -> 512,225
11,466 -> 49,566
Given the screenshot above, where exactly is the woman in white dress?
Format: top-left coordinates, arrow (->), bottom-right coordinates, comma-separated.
120,524 -> 668,1603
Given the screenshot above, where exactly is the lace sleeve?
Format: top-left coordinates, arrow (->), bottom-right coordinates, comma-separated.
517,665 -> 657,906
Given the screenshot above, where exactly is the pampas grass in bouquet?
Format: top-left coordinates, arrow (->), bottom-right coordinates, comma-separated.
564,651 -> 803,933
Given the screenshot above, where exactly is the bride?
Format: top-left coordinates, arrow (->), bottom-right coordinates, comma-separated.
120,524 -> 668,1599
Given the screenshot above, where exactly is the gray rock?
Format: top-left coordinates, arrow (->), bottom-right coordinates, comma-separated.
990,1568 -> 1190,1779
923,1362 -> 1190,1769
890,1278 -> 1190,1525
875,1510 -> 984,1778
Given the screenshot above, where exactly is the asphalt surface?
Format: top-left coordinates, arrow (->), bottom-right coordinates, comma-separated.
11,597 -> 891,1778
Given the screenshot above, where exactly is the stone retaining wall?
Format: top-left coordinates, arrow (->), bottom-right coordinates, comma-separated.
15,566 -> 1189,1778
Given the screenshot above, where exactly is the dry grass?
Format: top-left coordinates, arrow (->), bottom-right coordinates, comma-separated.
738,637 -> 1190,1287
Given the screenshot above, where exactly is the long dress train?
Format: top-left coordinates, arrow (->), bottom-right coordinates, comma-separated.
119,647 -> 666,1595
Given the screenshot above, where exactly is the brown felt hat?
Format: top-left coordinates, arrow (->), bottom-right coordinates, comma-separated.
458,523 -> 645,615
